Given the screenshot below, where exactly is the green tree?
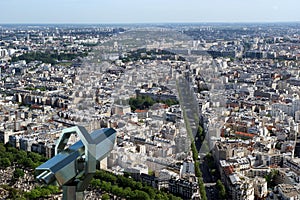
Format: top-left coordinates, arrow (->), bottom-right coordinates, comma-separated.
91,169 -> 182,200
25,188 -> 41,199
15,150 -> 27,160
18,157 -> 35,168
148,169 -> 154,176
95,170 -> 117,184
264,169 -> 279,188
155,193 -> 169,200
28,151 -> 44,162
111,185 -> 123,196
205,153 -> 216,169
40,187 -> 51,197
198,178 -> 207,200
46,185 -> 60,194
123,187 -> 132,198
13,168 -> 25,179
168,194 -> 183,200
197,125 -> 204,141
195,161 -> 201,177
24,186 -> 59,199
0,157 -> 11,168
144,186 -> 155,199
90,178 -> 101,187
0,143 -> 6,153
129,95 -> 178,111
101,181 -> 112,192
216,179 -> 226,199
131,190 -> 150,200
7,146 -> 18,154
5,152 -> 16,163
191,142 -> 198,161
102,193 -> 110,200
135,182 -> 143,190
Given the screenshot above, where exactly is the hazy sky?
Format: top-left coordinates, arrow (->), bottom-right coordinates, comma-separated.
0,0 -> 299,24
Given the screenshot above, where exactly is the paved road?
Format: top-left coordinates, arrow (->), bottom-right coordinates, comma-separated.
177,76 -> 220,200
200,158 -> 221,200
200,161 -> 214,183
204,183 -> 216,187
205,185 -> 219,200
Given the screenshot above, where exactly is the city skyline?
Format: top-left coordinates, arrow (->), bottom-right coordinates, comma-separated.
0,0 -> 300,24
1,10 -> 300,199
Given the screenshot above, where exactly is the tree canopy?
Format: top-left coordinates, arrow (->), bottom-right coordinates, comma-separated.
11,51 -> 88,65
216,179 -> 227,199
90,169 -> 182,200
129,95 -> 178,111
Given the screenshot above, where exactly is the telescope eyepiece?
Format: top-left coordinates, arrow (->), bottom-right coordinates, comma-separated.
36,170 -> 55,184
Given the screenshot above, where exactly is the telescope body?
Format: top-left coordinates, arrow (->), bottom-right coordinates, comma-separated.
36,126 -> 116,193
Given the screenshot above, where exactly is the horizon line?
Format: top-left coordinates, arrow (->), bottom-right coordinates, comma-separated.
1,21 -> 300,25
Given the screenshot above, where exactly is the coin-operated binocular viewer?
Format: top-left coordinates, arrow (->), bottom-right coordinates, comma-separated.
35,126 -> 116,200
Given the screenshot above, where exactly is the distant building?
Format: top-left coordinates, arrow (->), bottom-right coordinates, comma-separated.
174,135 -> 190,153
214,142 -> 232,161
245,51 -> 266,59
180,161 -> 195,178
168,178 -> 199,199
0,49 -> 8,58
125,163 -> 148,175
283,157 -> 300,175
208,50 -> 236,58
45,144 -> 56,159
31,142 -> 46,156
260,153 -> 282,167
0,130 -> 14,144
274,184 -> 300,200
253,176 -> 268,199
112,104 -> 131,115
295,141 -> 300,158
245,168 -> 270,179
19,138 -> 34,152
227,174 -> 254,200
8,135 -> 19,148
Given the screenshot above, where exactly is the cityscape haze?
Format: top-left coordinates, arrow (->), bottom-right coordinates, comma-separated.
0,0 -> 300,24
